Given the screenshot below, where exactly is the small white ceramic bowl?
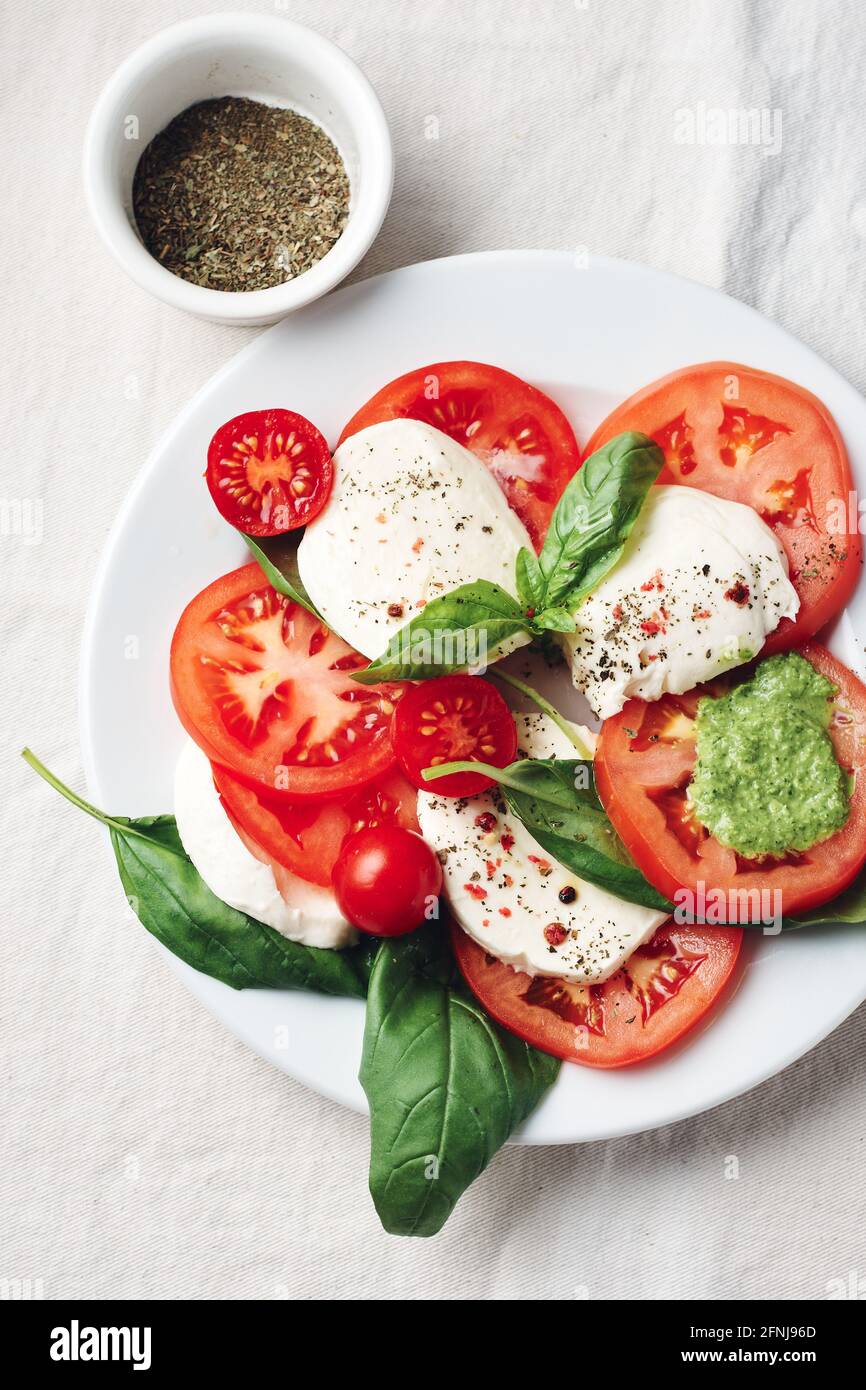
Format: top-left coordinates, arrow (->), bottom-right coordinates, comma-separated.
83,13 -> 393,326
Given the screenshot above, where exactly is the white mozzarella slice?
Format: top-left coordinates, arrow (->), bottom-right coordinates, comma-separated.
417,714 -> 665,983
562,484 -> 799,719
173,739 -> 356,950
513,710 -> 596,760
297,419 -> 534,661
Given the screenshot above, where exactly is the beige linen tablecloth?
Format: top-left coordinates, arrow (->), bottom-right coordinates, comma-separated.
3,0 -> 865,1299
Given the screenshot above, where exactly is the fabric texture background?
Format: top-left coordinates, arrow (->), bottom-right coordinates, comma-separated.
3,0 -> 865,1300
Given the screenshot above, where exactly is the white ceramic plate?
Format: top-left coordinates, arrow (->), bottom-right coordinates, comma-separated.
80,251 -> 866,1143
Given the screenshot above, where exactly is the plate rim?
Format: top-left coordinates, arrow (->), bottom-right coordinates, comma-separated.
78,247 -> 866,1145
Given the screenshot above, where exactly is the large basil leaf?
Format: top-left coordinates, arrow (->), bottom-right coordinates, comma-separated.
695,874 -> 866,932
243,532 -> 322,619
360,922 -> 560,1237
424,756 -> 673,912
23,750 -> 372,997
777,869 -> 866,931
527,824 -> 672,911
525,430 -> 663,616
110,818 -> 373,994
351,580 -> 531,684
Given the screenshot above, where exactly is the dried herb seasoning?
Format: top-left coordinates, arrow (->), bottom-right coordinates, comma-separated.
132,96 -> 350,292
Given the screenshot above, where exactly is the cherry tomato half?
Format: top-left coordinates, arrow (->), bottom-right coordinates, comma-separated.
206,409 -> 333,536
331,826 -> 443,936
392,674 -> 518,797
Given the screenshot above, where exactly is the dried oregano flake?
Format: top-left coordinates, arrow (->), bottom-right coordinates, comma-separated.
132,96 -> 350,292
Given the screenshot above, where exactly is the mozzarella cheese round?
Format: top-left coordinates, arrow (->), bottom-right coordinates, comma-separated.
297,419 -> 534,660
563,484 -> 799,719
514,710 -> 596,760
417,713 -> 666,983
173,739 -> 356,950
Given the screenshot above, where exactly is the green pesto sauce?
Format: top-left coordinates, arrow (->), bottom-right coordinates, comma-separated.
690,651 -> 849,858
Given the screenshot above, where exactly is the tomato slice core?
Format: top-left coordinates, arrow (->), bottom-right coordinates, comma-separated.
206,409 -> 333,536
338,361 -> 581,549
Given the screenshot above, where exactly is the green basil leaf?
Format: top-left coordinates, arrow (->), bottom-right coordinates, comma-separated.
351,580 -> 532,684
23,750 -> 371,997
779,868 -> 866,930
515,546 -> 545,612
243,532 -> 322,619
110,821 -> 372,994
532,606 -> 577,633
525,825 -> 672,910
502,764 -> 673,911
360,922 -> 560,1237
535,430 -> 663,614
423,756 -> 674,913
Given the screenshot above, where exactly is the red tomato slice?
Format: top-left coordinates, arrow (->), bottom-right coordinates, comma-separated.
213,762 -> 419,887
594,643 -> 866,920
451,917 -> 742,1067
206,409 -> 333,536
222,804 -> 329,907
585,363 -> 861,652
392,673 -> 518,796
338,361 -> 580,550
170,563 -> 400,801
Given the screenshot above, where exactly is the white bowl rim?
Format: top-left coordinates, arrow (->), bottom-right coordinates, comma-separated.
82,12 -> 394,321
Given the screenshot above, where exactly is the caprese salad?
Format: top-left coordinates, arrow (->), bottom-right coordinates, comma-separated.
26,358 -> 866,1238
